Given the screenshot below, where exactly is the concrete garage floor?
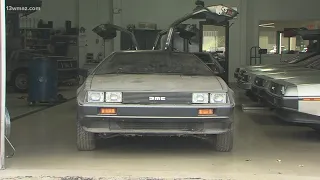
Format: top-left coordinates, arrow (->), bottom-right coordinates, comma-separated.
2,87 -> 320,180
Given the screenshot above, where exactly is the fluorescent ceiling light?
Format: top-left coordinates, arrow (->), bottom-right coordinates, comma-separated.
259,25 -> 275,28
259,23 -> 275,26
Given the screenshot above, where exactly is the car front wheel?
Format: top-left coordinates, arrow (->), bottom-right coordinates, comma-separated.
12,69 -> 28,93
76,120 -> 96,151
209,128 -> 234,152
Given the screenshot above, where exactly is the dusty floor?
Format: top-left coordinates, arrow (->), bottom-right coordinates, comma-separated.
2,88 -> 320,180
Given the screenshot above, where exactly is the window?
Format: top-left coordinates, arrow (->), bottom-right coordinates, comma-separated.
258,20 -> 318,54
202,25 -> 225,53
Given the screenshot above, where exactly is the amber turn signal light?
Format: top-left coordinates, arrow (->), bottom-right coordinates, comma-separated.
302,98 -> 320,101
198,109 -> 214,115
100,108 -> 117,114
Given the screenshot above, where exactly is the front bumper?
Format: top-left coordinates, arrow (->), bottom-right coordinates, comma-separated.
264,92 -> 320,124
77,104 -> 234,134
237,79 -> 251,90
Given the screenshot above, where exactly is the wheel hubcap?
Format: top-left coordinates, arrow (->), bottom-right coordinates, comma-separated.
15,74 -> 28,90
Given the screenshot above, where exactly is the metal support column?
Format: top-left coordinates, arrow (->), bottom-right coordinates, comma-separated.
1,0 -> 7,170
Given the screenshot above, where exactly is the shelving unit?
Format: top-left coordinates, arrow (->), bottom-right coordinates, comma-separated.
19,28 -> 52,50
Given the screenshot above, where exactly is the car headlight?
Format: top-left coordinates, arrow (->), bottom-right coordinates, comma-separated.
105,92 -> 122,103
192,93 -> 209,104
210,93 -> 227,103
87,91 -> 105,103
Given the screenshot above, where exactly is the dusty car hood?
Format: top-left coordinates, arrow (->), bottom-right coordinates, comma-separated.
244,63 -> 293,69
247,66 -> 308,73
260,70 -> 320,79
248,68 -> 311,77
248,67 -> 312,76
89,74 -> 225,92
280,76 -> 320,85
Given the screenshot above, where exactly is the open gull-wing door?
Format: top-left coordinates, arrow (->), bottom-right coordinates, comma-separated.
93,23 -> 140,50
152,24 -> 198,50
163,4 -> 238,50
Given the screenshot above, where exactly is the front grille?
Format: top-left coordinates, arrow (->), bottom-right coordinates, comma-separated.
122,92 -> 192,104
115,121 -> 204,131
254,77 -> 264,87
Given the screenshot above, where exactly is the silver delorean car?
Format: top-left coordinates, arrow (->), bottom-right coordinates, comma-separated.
236,29 -> 320,90
251,59 -> 320,99
264,77 -> 320,129
237,54 -> 320,90
76,5 -> 238,152
234,52 -> 314,79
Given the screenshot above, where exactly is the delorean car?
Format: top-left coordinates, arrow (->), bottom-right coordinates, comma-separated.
234,52 -> 314,79
251,59 -> 320,99
264,77 -> 320,130
236,29 -> 320,90
237,54 -> 320,90
76,5 -> 238,152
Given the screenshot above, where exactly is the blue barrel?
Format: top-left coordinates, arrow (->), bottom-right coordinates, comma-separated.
28,57 -> 58,104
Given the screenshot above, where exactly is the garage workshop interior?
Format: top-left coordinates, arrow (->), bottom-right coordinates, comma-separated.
2,0 -> 320,179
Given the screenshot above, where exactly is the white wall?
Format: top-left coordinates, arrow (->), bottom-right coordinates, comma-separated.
27,0 -> 78,29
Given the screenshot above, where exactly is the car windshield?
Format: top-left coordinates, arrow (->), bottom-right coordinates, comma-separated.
94,51 -> 214,76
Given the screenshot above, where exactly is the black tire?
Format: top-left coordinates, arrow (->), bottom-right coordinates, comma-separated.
212,128 -> 234,152
76,120 -> 96,151
11,69 -> 28,93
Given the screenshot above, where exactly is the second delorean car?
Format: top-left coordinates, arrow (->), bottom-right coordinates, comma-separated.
237,54 -> 320,90
76,5 -> 238,152
251,61 -> 320,99
264,77 -> 320,130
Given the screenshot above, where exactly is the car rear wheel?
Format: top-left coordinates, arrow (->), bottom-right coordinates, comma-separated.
212,128 -> 234,152
12,69 -> 28,93
76,120 -> 96,151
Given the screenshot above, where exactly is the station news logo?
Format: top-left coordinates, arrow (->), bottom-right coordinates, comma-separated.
6,6 -> 41,11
